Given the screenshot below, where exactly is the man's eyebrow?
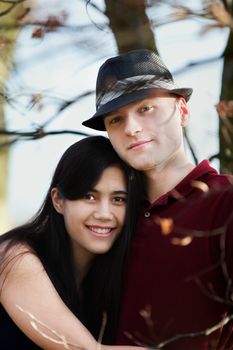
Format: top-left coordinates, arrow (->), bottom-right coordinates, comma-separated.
104,111 -> 118,118
104,107 -> 126,117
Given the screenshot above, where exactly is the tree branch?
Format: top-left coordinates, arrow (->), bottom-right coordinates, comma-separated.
0,128 -> 93,149
155,314 -> 233,348
0,0 -> 27,17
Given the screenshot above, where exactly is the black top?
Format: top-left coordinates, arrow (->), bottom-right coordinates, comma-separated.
0,303 -> 42,349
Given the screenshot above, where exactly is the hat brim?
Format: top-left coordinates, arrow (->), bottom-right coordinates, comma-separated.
82,86 -> 193,131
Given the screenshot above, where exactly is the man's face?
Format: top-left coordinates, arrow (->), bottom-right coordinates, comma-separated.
104,91 -> 188,172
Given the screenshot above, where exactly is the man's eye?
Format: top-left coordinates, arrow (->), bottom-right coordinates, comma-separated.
109,116 -> 121,125
140,105 -> 153,113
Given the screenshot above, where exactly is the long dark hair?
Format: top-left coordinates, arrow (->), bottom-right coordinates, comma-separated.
0,136 -> 144,344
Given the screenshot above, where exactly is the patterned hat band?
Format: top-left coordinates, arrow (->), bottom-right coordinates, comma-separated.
96,75 -> 177,109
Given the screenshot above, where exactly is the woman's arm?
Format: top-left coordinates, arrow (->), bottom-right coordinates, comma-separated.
0,245 -> 147,350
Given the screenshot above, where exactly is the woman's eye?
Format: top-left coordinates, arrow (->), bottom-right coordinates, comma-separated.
113,196 -> 127,204
84,193 -> 95,201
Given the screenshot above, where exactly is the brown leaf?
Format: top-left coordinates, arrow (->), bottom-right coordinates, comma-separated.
32,27 -> 44,39
209,3 -> 233,28
30,94 -> 44,111
139,305 -> 154,329
191,180 -> 209,193
156,217 -> 174,235
139,305 -> 152,320
171,236 -> 193,246
44,16 -> 63,33
216,101 -> 233,119
170,189 -> 184,201
173,7 -> 192,21
201,23 -> 223,34
0,36 -> 7,49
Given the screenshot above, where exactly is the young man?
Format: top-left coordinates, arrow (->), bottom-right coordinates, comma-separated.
82,49 -> 233,349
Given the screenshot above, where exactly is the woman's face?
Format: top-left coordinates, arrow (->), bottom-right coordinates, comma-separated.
51,165 -> 127,269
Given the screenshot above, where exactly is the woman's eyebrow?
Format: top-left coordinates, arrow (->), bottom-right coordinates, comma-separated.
90,189 -> 128,195
112,190 -> 128,195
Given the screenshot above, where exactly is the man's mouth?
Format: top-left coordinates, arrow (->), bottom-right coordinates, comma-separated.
128,140 -> 152,150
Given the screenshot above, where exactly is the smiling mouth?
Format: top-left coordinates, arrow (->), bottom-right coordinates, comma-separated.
87,226 -> 114,236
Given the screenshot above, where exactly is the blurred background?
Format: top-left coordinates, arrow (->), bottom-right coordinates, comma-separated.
0,0 -> 232,233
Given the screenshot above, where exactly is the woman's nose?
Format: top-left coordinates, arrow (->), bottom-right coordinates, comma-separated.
93,201 -> 113,220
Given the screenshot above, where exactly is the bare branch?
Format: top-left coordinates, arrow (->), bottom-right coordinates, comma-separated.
0,0 -> 27,17
183,128 -> 198,165
155,314 -> 233,348
0,128 -> 93,150
84,0 -> 107,32
209,152 -> 233,162
42,90 -> 94,128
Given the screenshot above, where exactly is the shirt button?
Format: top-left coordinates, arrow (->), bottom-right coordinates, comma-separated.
144,211 -> 150,218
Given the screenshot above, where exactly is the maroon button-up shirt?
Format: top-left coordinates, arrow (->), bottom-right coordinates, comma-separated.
116,161 -> 233,349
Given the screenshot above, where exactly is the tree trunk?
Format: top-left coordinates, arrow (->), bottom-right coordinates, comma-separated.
0,3 -> 23,233
219,27 -> 233,174
104,0 -> 158,54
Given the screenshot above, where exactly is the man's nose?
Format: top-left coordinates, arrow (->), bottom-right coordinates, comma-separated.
93,201 -> 114,220
124,115 -> 142,136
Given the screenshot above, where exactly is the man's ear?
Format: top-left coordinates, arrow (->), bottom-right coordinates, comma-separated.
51,188 -> 64,214
177,97 -> 189,127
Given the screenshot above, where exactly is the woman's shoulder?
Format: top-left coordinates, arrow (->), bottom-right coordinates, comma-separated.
0,240 -> 35,265
0,241 -> 41,291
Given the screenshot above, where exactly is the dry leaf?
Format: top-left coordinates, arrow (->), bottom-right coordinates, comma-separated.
32,27 -> 44,39
209,3 -> 233,28
174,8 -> 191,21
202,2 -> 233,32
216,101 -> 233,119
171,236 -> 193,246
139,305 -> 152,320
139,305 -> 154,330
156,217 -> 174,235
0,36 -> 7,49
44,16 -> 63,32
170,189 -> 184,201
191,180 -> 209,193
30,94 -> 44,111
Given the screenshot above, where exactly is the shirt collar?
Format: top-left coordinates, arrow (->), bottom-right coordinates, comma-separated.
145,160 -> 218,209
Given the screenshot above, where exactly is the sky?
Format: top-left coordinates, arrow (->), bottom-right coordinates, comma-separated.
2,0 -> 230,233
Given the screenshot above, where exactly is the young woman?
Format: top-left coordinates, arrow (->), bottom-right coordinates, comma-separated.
0,136 -> 145,350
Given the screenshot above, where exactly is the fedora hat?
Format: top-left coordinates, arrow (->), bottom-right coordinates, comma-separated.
83,49 -> 193,131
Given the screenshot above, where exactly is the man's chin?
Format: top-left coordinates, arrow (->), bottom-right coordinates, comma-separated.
128,161 -> 155,172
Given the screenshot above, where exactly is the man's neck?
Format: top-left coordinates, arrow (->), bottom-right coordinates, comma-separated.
145,157 -> 195,203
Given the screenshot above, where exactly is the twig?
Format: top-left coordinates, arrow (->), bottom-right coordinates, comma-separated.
85,0 -> 107,32
155,314 -> 233,348
0,0 -> 27,17
183,128 -> 198,165
0,128 -> 94,150
0,128 -> 91,138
